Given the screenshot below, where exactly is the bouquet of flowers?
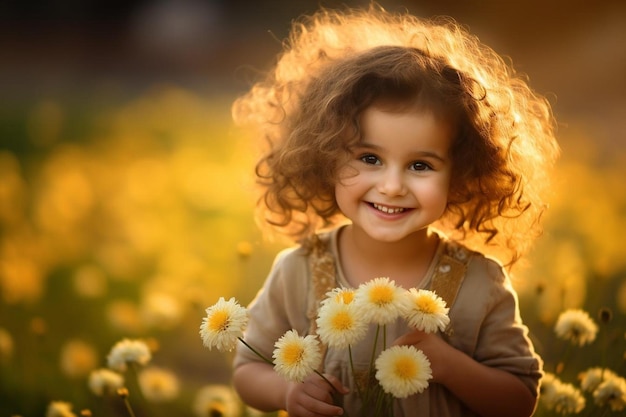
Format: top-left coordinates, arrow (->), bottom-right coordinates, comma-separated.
200,277 -> 450,416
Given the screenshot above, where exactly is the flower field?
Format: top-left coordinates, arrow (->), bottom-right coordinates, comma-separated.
0,86 -> 624,416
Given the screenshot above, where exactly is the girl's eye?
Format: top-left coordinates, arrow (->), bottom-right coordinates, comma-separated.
359,154 -> 380,165
410,161 -> 432,171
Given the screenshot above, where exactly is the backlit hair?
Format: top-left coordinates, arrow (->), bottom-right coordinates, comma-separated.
232,4 -> 560,266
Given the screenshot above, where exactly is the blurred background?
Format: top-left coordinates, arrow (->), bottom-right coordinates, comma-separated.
1,1 -> 625,416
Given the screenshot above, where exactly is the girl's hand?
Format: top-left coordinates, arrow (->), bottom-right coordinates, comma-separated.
284,373 -> 348,417
392,329 -> 454,383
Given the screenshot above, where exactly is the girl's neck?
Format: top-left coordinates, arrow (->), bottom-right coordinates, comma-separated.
337,225 -> 440,289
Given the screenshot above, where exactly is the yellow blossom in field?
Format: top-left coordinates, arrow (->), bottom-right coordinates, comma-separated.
554,309 -> 598,346
106,300 -> 144,334
137,366 -> 180,402
73,264 -> 108,298
236,241 -> 253,258
0,256 -> 45,304
200,297 -> 248,352
140,292 -> 183,330
88,368 -> 125,396
375,345 -> 432,398
193,384 -> 241,417
273,330 -> 322,382
60,339 -> 98,378
0,327 -> 14,362
354,277 -> 407,325
106,338 -> 152,372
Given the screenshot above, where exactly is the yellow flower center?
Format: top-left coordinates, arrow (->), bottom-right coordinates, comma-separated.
331,311 -> 353,330
415,296 -> 438,314
337,291 -> 354,304
281,343 -> 304,365
394,356 -> 418,380
208,310 -> 229,332
369,285 -> 394,306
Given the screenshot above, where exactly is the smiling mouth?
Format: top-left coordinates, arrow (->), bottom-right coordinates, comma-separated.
372,203 -> 407,214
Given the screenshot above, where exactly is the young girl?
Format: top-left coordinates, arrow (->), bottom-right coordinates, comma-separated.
231,5 -> 559,417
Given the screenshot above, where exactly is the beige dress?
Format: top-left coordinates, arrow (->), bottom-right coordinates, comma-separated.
233,227 -> 543,416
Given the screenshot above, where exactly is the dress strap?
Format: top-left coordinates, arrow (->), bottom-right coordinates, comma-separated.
429,241 -> 471,337
306,234 -> 338,336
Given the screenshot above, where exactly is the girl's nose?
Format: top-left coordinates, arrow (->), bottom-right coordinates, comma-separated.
377,168 -> 407,196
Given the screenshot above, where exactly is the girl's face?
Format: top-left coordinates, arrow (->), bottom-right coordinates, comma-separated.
335,105 -> 453,243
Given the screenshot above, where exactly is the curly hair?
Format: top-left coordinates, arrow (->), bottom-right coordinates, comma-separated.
232,4 -> 560,266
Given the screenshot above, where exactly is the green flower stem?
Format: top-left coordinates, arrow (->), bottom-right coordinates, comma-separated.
122,396 -> 137,417
237,337 -> 274,366
555,342 -> 572,374
314,369 -> 340,392
348,345 -> 363,399
374,389 -> 384,416
383,325 -> 387,350
366,325 -> 381,401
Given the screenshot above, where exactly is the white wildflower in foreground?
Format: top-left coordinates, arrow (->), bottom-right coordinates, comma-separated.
375,345 -> 432,398
46,401 -> 77,417
578,367 -> 617,392
540,374 -> 586,415
193,384 -> 241,417
554,309 -> 598,346
539,373 -> 559,404
200,297 -> 248,352
273,330 -> 322,382
88,368 -> 125,396
403,289 -> 449,333
138,366 -> 180,402
316,296 -> 367,349
593,375 -> 626,412
106,338 -> 152,372
354,277 -> 407,325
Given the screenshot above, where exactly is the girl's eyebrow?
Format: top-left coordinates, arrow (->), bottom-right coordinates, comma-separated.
356,142 -> 447,162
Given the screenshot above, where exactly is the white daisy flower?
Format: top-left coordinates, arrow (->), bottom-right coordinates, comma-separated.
402,289 -> 449,333
354,277 -> 407,325
554,309 -> 598,346
545,378 -> 586,414
539,372 -> 560,409
272,330 -> 322,382
321,287 -> 356,306
88,368 -> 125,396
200,297 -> 248,352
106,338 -> 152,372
316,299 -> 368,349
593,375 -> 626,412
375,345 -> 432,398
578,367 -> 617,393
